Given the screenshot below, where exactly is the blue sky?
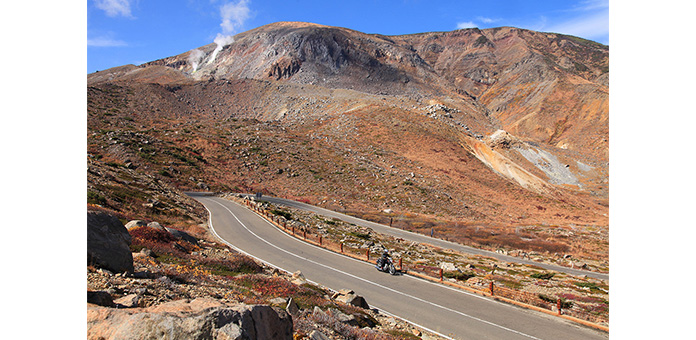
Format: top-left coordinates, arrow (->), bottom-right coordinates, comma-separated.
87,0 -> 609,73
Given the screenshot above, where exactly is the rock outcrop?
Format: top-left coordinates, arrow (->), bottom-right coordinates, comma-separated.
332,289 -> 369,309
87,210 -> 134,273
87,297 -> 293,340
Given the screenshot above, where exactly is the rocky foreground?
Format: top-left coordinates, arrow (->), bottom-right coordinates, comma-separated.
87,209 -> 444,339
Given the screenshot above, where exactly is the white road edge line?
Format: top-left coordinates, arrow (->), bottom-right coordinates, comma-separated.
204,197 -> 544,340
263,196 -> 607,281
202,198 -> 455,339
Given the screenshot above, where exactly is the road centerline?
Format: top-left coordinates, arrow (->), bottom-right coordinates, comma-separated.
205,197 -> 544,340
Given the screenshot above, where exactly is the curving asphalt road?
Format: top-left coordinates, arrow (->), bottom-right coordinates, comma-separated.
244,194 -> 608,281
190,194 -> 608,340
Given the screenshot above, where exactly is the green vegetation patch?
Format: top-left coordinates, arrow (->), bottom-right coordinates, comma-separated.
530,272 -> 555,280
271,209 -> 292,220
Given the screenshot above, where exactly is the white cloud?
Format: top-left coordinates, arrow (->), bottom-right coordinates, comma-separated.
456,21 -> 477,29
94,0 -> 133,18
220,0 -> 251,35
477,16 -> 499,24
575,0 -> 609,11
546,7 -> 608,40
87,36 -> 128,47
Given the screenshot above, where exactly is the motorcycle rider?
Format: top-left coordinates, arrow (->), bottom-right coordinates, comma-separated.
378,249 -> 391,271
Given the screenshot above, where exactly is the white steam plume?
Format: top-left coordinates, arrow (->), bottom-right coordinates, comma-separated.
188,49 -> 205,72
207,0 -> 251,64
207,34 -> 236,65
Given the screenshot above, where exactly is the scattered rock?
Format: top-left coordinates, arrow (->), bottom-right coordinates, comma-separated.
313,306 -> 328,318
487,129 -> 521,149
439,262 -> 458,272
87,298 -> 293,340
146,222 -> 166,231
333,289 -> 369,309
165,227 -> 198,245
291,270 -> 307,285
139,248 -> 154,257
87,210 -> 134,273
286,297 -> 300,317
87,291 -> 114,307
269,297 -> 287,305
329,308 -> 358,326
114,294 -> 141,308
125,220 -> 147,230
309,330 -> 330,340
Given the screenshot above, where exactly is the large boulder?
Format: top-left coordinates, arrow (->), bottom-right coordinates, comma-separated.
165,227 -> 198,245
332,289 -> 369,309
87,298 -> 293,340
87,210 -> 134,273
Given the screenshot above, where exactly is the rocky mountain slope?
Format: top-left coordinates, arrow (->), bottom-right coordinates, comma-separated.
88,21 -> 608,261
87,207 -> 443,339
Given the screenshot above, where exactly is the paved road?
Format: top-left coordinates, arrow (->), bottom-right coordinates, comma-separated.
247,195 -> 608,281
190,194 -> 607,340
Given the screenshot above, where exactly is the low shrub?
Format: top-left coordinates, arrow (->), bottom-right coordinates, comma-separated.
443,271 -> 475,281
348,231 -> 371,240
199,255 -> 263,277
530,272 -> 555,280
271,209 -> 292,220
538,294 -> 573,309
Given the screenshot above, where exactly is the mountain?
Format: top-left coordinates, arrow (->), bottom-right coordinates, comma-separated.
88,22 -> 609,260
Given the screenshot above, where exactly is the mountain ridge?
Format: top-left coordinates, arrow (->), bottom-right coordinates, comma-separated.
88,21 -> 608,261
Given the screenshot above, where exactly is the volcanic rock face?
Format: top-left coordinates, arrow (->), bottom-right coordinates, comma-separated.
120,22 -> 607,163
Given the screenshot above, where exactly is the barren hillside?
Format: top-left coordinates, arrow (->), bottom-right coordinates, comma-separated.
88,21 -> 608,261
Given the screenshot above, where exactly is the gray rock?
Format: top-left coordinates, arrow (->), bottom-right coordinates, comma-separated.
87,291 -> 114,307
439,262 -> 458,272
87,298 -> 293,340
286,297 -> 300,317
313,306 -> 328,318
87,210 -> 134,273
328,308 -> 357,326
125,220 -> 147,230
114,294 -> 140,308
333,290 -> 369,309
165,227 -> 198,245
309,330 -> 330,340
146,222 -> 166,231
139,248 -> 154,257
269,297 -> 287,305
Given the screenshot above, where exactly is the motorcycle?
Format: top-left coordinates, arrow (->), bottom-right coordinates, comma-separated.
375,256 -> 397,275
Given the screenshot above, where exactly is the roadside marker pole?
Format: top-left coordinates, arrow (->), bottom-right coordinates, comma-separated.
557,299 -> 562,315
234,196 -> 608,333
